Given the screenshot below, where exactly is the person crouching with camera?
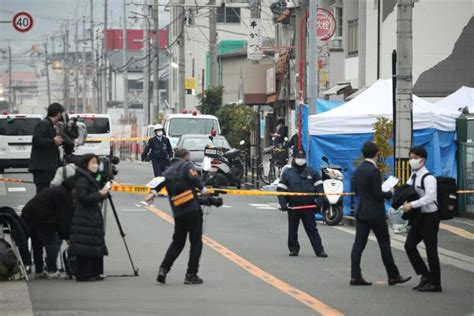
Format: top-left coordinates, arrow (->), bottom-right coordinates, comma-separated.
145,148 -> 209,285
69,154 -> 110,282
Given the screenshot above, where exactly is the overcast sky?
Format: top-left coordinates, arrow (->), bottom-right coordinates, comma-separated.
0,0 -> 169,72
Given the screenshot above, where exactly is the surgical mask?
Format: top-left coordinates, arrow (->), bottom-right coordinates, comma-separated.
294,158 -> 306,166
87,161 -> 99,174
156,131 -> 163,137
409,158 -> 423,170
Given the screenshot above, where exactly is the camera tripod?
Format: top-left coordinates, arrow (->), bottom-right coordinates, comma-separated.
102,192 -> 139,277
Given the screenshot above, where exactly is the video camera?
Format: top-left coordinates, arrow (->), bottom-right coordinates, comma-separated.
198,189 -> 224,208
97,155 -> 120,185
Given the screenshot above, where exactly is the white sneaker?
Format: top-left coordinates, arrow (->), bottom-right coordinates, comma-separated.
34,272 -> 48,280
47,271 -> 67,280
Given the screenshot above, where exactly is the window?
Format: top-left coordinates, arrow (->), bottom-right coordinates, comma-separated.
76,117 -> 110,134
168,118 -> 219,137
332,6 -> 343,49
347,19 -> 358,56
217,7 -> 241,24
0,117 -> 40,136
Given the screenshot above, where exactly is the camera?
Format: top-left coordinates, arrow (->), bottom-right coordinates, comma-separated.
198,195 -> 223,208
97,155 -> 120,184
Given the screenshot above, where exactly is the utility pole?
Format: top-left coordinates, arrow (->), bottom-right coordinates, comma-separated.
177,0 -> 185,112
122,0 -> 129,120
82,16 -> 88,113
307,0 -> 318,116
90,0 -> 97,113
395,0 -> 415,183
7,45 -> 12,113
143,6 -> 151,125
208,0 -> 217,87
152,0 -> 160,122
102,0 -> 108,114
295,1 -> 308,150
44,40 -> 51,105
74,20 -> 80,113
63,23 -> 70,111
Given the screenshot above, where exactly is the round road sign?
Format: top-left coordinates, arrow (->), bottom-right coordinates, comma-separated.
317,8 -> 336,41
12,12 -> 34,33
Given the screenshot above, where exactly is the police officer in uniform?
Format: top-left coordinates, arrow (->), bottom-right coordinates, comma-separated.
145,148 -> 208,285
142,124 -> 173,177
277,150 -> 328,258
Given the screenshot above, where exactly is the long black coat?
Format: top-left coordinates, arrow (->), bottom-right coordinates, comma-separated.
69,168 -> 108,258
21,177 -> 75,241
28,118 -> 61,172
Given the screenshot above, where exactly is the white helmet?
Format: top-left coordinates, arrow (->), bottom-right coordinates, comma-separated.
154,124 -> 164,131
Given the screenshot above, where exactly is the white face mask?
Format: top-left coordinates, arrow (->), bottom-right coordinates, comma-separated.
409,158 -> 423,170
156,131 -> 163,137
294,158 -> 306,166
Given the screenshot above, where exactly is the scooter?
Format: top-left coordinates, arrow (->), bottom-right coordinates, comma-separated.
202,139 -> 245,189
320,156 -> 345,226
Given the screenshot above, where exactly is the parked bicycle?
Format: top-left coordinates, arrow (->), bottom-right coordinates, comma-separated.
258,145 -> 289,185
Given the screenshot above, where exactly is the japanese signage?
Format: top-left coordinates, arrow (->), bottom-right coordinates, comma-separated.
247,18 -> 262,61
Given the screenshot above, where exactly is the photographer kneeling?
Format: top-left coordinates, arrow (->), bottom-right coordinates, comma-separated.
69,154 -> 110,282
21,177 -> 76,279
145,148 -> 217,285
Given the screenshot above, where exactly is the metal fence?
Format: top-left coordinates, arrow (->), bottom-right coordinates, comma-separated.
458,142 -> 474,214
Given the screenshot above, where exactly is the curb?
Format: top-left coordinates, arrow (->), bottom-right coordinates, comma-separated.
342,215 -> 357,227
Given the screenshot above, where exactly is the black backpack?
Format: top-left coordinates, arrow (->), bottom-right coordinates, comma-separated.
165,165 -> 190,197
0,239 -> 20,281
421,174 -> 457,220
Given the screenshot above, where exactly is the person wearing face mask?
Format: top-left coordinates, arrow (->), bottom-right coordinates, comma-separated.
277,150 -> 327,258
350,141 -> 411,287
403,147 -> 442,292
69,154 -> 110,282
29,102 -> 65,193
142,124 -> 173,177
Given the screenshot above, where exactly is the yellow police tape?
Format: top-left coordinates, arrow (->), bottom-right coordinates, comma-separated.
2,177 -> 474,197
86,136 -> 150,142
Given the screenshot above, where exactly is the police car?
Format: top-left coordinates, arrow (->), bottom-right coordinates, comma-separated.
69,114 -> 112,156
0,113 -> 42,173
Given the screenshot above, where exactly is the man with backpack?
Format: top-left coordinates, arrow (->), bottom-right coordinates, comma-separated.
403,147 -> 442,292
145,148 -> 208,285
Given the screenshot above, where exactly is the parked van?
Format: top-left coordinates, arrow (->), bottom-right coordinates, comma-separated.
0,114 -> 42,173
163,113 -> 221,147
69,114 -> 112,156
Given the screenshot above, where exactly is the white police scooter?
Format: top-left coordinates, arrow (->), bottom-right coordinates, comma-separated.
320,156 -> 344,226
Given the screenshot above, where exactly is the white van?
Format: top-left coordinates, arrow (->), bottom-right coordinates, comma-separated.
163,113 -> 221,148
0,114 -> 43,173
70,114 -> 112,156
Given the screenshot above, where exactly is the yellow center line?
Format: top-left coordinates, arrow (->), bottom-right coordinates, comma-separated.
439,223 -> 474,240
146,205 -> 344,316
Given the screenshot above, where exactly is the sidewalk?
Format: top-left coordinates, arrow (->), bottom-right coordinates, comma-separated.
0,280 -> 33,316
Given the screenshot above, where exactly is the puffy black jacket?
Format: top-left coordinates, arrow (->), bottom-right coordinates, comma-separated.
277,165 -> 323,208
142,136 -> 173,162
69,168 -> 108,258
392,184 -> 422,226
29,118 -> 61,172
21,177 -> 75,240
0,207 -> 31,265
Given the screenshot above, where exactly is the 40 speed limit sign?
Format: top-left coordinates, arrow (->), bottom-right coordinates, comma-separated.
12,12 -> 34,33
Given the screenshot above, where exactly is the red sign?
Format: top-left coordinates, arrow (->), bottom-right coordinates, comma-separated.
316,8 -> 336,41
12,11 -> 34,33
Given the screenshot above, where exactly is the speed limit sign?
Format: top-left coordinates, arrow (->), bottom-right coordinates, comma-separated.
12,12 -> 34,33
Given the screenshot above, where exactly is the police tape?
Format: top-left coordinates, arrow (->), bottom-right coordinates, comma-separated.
86,136 -> 150,142
0,177 -> 34,184
2,177 -> 474,196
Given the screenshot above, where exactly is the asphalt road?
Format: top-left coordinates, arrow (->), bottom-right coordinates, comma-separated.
1,161 -> 473,316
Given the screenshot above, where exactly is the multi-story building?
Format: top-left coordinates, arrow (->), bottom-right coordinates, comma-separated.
167,0 -> 276,111
343,0 -> 473,99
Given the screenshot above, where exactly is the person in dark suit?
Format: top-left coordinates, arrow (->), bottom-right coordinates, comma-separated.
350,141 -> 411,286
142,124 -> 173,177
29,103 -> 65,193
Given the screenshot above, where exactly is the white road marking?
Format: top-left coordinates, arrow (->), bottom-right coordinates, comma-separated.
120,209 -> 148,212
8,187 -> 26,192
250,203 -> 277,210
334,226 -> 474,273
452,219 -> 474,228
221,205 -> 232,208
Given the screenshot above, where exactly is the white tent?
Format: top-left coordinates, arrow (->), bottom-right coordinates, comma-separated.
309,79 -> 438,136
428,86 -> 474,131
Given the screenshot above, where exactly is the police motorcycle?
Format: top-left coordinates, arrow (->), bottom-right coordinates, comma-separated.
201,137 -> 245,189
320,156 -> 345,226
